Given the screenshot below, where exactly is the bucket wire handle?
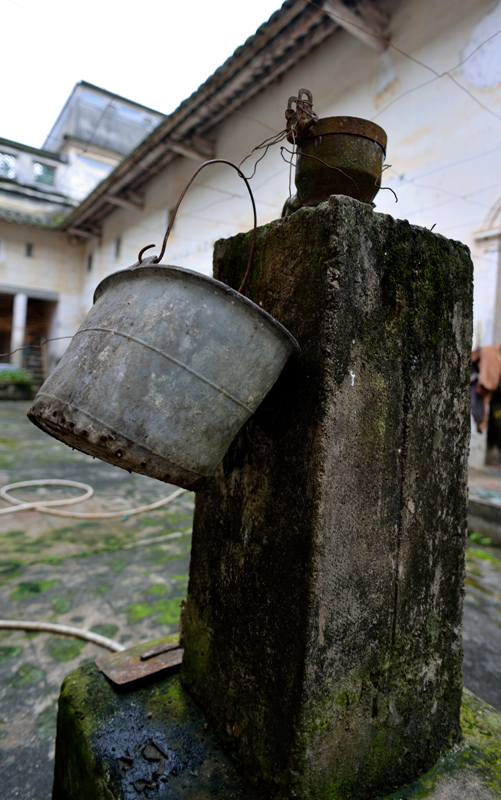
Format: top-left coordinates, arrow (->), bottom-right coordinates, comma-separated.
138,159 -> 257,294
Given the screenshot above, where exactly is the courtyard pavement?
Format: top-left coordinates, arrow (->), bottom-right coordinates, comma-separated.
0,401 -> 500,799
0,401 -> 194,799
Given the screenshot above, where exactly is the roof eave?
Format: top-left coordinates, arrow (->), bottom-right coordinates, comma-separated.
59,0 -> 335,235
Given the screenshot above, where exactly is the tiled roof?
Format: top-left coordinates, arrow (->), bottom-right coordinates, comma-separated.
0,207 -> 71,228
59,0 -> 336,235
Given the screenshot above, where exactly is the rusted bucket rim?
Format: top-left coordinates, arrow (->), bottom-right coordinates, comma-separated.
294,116 -> 387,155
93,261 -> 301,356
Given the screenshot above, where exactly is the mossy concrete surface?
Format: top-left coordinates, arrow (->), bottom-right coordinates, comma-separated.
51,676 -> 501,799
381,690 -> 501,799
181,196 -> 473,799
52,659 -> 260,800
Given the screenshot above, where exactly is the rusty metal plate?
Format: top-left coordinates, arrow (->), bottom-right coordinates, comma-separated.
95,637 -> 183,684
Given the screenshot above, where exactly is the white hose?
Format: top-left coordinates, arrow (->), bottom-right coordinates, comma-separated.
0,480 -> 186,518
0,481 -> 190,653
0,620 -> 125,652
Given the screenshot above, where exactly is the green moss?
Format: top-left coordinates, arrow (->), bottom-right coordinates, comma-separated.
0,560 -> 24,583
467,547 -> 501,565
146,675 -> 188,720
90,624 -> 119,639
469,532 -> 492,546
36,703 -> 58,740
0,644 -> 23,663
125,601 -> 154,623
294,641 -> 462,800
91,584 -> 111,594
378,225 -> 469,348
9,663 -> 45,686
153,597 -> 183,625
10,579 -> 60,600
172,571 -> 189,582
180,595 -> 212,693
379,690 -> 501,799
52,595 -> 72,614
146,583 -> 169,595
125,595 -> 183,625
46,635 -> 87,662
110,559 -> 127,572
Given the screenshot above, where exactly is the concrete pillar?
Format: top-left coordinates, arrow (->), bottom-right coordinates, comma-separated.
181,196 -> 473,799
10,292 -> 28,367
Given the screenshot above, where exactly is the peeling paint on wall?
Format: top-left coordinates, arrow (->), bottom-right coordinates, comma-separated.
461,1 -> 501,89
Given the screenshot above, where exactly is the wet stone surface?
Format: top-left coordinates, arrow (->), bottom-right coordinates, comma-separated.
0,402 -> 500,797
53,663 -> 259,800
463,544 -> 501,711
0,401 -> 194,800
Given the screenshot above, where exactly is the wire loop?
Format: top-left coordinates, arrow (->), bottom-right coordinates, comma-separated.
137,159 -> 257,295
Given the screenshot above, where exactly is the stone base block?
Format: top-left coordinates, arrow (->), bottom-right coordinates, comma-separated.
52,661 -> 259,800
52,663 -> 501,799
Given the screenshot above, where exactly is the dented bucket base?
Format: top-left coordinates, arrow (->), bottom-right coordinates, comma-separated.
27,393 -> 209,491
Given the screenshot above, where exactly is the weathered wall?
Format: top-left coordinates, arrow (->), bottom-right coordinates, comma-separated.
0,222 -> 85,366
80,0 -> 500,336
181,196 -> 473,799
2,0 -> 497,369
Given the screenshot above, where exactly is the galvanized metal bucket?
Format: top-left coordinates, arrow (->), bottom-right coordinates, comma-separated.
28,260 -> 299,490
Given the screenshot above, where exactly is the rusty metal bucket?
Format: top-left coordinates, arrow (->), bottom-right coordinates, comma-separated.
27,258 -> 299,490
293,116 -> 387,206
283,89 -> 387,214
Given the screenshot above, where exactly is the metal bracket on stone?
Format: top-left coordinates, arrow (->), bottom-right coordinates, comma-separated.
95,637 -> 183,684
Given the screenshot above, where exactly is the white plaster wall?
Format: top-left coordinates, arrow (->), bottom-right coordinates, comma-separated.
2,0 -> 500,378
83,0 -> 501,315
59,142 -> 121,202
0,222 -> 85,364
472,242 -> 498,347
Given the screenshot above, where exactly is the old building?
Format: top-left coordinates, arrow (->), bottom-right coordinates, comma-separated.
1,0 -> 500,392
0,82 -> 164,378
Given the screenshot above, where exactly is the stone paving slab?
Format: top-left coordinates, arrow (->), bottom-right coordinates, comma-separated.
463,546 -> 501,712
0,401 -> 194,799
468,466 -> 501,545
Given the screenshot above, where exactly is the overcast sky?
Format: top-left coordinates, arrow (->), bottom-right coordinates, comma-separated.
2,0 -> 284,149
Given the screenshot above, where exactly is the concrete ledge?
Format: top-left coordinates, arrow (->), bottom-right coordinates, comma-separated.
0,383 -> 33,401
52,661 -> 501,799
469,499 -> 501,546
383,690 -> 501,799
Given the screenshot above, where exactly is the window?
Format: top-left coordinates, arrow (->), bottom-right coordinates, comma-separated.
26,243 -> 34,257
33,162 -> 55,187
113,236 -> 121,261
0,153 -> 16,179
87,253 -> 93,272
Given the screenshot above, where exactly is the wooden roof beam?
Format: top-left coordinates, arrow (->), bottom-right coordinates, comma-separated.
103,194 -> 144,210
165,137 -> 215,163
356,0 -> 390,32
67,227 -> 99,239
323,0 -> 387,52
